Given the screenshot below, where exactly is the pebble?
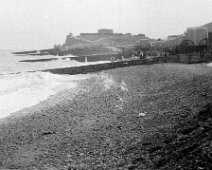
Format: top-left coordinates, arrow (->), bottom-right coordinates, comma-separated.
138,112 -> 146,117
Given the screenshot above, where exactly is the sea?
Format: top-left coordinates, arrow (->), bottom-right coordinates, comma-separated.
0,50 -> 107,119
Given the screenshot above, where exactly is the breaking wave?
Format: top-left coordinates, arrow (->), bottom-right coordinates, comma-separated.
0,71 -> 87,119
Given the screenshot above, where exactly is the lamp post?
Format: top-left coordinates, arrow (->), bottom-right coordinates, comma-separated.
121,47 -> 125,58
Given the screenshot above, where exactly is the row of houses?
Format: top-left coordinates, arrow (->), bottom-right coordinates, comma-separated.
138,22 -> 212,49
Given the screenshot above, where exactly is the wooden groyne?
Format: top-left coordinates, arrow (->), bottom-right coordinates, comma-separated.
19,53 -> 122,63
42,54 -> 212,75
37,54 -> 211,75
43,59 -> 147,75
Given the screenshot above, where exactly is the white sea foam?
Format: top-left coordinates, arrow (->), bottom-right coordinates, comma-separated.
0,72 -> 88,119
0,50 -> 111,119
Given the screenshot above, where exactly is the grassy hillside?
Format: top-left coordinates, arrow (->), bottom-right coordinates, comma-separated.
52,44 -> 120,56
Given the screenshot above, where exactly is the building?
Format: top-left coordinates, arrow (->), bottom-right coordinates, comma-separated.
65,33 -> 91,46
208,32 -> 212,49
136,38 -> 152,48
137,34 -> 145,37
98,29 -> 113,34
185,27 -> 208,45
167,35 -> 178,40
208,32 -> 212,43
64,29 -> 147,47
164,35 -> 185,47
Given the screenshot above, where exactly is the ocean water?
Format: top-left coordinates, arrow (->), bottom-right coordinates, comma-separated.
0,50 -> 107,119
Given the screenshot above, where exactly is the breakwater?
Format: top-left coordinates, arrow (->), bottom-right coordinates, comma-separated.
19,53 -> 122,63
77,53 -> 121,62
42,54 -> 211,75
43,58 -> 156,75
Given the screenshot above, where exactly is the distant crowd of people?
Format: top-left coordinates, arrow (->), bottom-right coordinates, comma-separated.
110,49 -> 171,62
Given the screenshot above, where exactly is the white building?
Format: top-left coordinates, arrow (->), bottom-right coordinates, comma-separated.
185,27 -> 208,45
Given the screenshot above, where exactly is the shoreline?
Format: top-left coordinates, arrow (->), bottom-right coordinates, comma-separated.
0,72 -> 93,124
0,63 -> 212,169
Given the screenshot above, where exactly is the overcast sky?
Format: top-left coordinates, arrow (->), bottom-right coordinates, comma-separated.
0,0 -> 212,50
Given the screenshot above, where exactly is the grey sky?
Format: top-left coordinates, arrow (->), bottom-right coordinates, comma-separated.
0,0 -> 212,50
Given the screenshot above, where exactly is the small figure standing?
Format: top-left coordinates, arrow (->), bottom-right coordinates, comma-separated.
139,51 -> 144,59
